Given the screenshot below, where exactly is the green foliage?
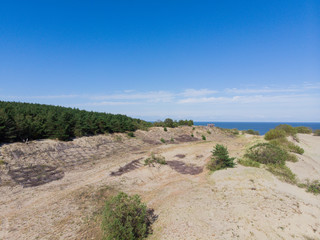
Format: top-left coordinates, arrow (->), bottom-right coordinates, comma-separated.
160,138 -> 165,143
102,192 -> 149,240
314,129 -> 320,136
306,180 -> 320,195
264,129 -> 287,140
153,118 -> 193,128
170,137 -> 174,142
275,124 -> 297,136
192,127 -> 195,130
202,135 -> 206,140
270,137 -> 304,155
127,132 -> 135,138
207,130 -> 211,134
295,126 -> 312,134
163,127 -> 167,132
0,101 -> 152,143
208,144 -> 235,171
144,154 -> 167,166
191,134 -> 194,138
244,129 -> 260,135
266,164 -> 297,184
244,143 -> 288,165
237,158 -> 260,168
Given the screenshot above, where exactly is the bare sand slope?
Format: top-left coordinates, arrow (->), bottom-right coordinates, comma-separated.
0,129 -> 319,240
287,134 -> 320,182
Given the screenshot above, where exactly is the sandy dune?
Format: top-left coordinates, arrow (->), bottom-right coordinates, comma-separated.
0,128 -> 319,240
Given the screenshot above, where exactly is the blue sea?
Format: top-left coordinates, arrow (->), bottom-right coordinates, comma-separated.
194,122 -> 320,135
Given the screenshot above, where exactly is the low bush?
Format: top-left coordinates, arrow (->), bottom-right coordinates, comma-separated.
244,129 -> 260,135
244,143 -> 288,165
160,138 -> 165,143
295,126 -> 312,134
202,135 -> 206,140
170,137 -> 174,142
275,124 -> 297,136
191,134 -> 194,138
163,127 -> 167,132
144,154 -> 167,166
306,180 -> 320,195
207,130 -> 211,134
266,164 -> 296,184
208,144 -> 235,171
127,132 -> 135,138
264,129 -> 286,140
102,192 -> 150,240
270,137 -> 304,155
314,129 -> 320,136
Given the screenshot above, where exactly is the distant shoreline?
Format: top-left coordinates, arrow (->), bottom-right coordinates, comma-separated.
193,122 -> 320,135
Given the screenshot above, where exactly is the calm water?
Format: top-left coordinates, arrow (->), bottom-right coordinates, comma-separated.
194,122 -> 320,135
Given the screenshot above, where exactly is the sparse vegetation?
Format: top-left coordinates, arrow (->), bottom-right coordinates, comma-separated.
202,135 -> 206,140
266,164 -> 296,184
144,154 -> 167,166
163,127 -> 167,132
306,180 -> 320,195
207,130 -> 211,134
237,158 -> 260,168
160,138 -> 165,143
208,144 -> 235,171
101,192 -> 151,240
270,137 -> 304,155
191,133 -> 194,137
170,137 -> 174,142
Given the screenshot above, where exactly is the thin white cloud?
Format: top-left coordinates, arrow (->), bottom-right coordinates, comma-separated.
180,88 -> 218,97
225,88 -> 299,94
81,101 -> 139,106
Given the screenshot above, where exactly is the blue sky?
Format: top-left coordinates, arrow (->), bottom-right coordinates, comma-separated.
0,0 -> 319,121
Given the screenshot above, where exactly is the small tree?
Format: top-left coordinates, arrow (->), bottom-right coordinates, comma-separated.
102,192 -> 149,240
208,144 -> 235,171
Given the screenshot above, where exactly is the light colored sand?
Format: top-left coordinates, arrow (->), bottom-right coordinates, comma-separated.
0,129 -> 319,240
287,134 -> 320,182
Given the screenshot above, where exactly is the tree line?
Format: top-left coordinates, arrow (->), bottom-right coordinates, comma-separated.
0,101 -> 193,143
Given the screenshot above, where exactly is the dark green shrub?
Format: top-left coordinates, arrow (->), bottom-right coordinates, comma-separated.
144,154 -> 167,166
245,129 -> 260,135
306,180 -> 320,195
202,135 -> 206,140
208,144 -> 235,171
127,132 -> 135,138
192,127 -> 195,130
191,134 -> 194,137
244,143 -> 288,165
314,130 -> 320,136
102,192 -> 148,240
160,138 -> 165,143
163,127 -> 167,132
295,126 -> 312,134
264,129 -> 287,140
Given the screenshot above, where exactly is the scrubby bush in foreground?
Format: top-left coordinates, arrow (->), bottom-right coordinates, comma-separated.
102,192 -> 151,240
244,143 -> 288,165
208,144 -> 235,171
270,138 -> 304,155
306,180 -> 320,195
295,126 -> 312,134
